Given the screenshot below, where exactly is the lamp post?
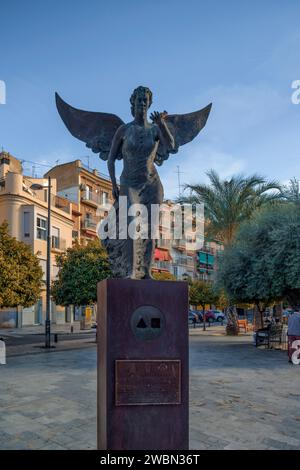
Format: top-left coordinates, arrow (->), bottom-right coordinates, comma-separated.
31,176 -> 52,348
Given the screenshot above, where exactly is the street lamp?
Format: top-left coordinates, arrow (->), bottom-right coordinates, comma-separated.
31,176 -> 52,348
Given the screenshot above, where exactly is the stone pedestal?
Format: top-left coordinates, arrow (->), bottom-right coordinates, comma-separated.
97,278 -> 188,450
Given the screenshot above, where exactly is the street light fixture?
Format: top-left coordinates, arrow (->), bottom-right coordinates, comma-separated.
30,176 -> 52,348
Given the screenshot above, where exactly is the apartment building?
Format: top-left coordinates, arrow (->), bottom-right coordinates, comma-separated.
197,240 -> 224,281
45,160 -> 113,244
153,200 -> 224,281
0,151 -> 79,327
153,200 -> 198,280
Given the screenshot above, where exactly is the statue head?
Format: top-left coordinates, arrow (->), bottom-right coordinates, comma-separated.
130,86 -> 153,118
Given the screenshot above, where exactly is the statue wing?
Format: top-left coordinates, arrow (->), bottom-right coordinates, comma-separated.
155,103 -> 212,166
55,93 -> 124,161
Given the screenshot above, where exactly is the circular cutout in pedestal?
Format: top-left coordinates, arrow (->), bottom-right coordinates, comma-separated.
130,305 -> 165,341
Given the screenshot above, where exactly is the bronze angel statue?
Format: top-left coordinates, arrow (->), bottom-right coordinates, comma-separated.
55,86 -> 211,279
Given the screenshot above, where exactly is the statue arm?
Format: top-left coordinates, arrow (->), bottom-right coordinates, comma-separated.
108,125 -> 125,199
157,120 -> 175,150
151,111 -> 175,150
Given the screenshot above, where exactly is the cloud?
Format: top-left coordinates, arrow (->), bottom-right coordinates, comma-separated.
160,141 -> 245,199
161,78 -> 299,198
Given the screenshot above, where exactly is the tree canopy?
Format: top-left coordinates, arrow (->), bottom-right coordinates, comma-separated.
181,170 -> 281,245
152,270 -> 176,281
51,239 -> 111,306
0,222 -> 43,308
189,280 -> 217,309
217,204 -> 300,310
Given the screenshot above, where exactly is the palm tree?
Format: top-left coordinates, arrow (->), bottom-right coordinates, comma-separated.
181,170 -> 281,246
181,170 -> 281,335
280,178 -> 300,204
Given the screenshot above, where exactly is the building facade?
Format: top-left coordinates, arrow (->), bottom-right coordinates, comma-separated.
45,160 -> 113,244
0,152 -> 223,326
153,200 -> 223,281
0,152 -> 79,327
153,200 -> 198,280
197,239 -> 224,281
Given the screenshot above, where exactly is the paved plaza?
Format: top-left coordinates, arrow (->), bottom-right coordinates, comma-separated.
0,328 -> 300,450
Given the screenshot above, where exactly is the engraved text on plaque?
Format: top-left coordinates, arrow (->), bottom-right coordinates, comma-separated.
115,360 -> 181,406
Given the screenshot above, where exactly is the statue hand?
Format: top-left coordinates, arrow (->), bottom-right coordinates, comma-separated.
150,110 -> 168,125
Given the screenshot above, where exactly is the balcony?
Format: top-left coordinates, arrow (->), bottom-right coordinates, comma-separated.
173,256 -> 195,267
172,239 -> 187,251
81,189 -> 113,210
21,180 -> 71,214
197,262 -> 214,271
81,190 -> 101,207
153,261 -> 171,270
82,218 -> 98,231
156,238 -> 171,249
200,245 -> 215,254
53,195 -> 71,214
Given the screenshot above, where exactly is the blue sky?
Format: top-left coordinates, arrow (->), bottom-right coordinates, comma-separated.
0,0 -> 299,198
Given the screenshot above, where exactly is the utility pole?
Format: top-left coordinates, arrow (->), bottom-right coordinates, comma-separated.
30,177 -> 52,348
45,176 -> 52,348
176,165 -> 184,199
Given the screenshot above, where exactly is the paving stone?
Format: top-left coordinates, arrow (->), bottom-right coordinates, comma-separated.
0,331 -> 299,450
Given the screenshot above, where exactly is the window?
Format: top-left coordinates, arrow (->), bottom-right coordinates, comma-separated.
37,215 -> 47,240
86,185 -> 93,200
23,212 -> 30,237
102,191 -> 108,205
52,227 -> 60,249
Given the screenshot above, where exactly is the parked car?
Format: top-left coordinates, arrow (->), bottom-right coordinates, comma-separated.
197,311 -> 204,322
204,310 -> 226,323
188,310 -> 200,324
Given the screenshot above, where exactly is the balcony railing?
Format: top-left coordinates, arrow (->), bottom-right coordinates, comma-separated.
82,218 -> 98,230
173,257 -> 195,267
81,190 -> 101,205
200,245 -> 215,254
81,189 -> 113,208
153,261 -> 170,270
21,182 -> 71,214
53,195 -> 71,214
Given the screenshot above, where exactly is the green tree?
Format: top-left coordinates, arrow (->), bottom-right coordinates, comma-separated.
181,170 -> 281,246
52,240 -> 111,307
218,204 -> 300,324
189,280 -> 217,330
152,271 -> 176,281
0,222 -> 43,308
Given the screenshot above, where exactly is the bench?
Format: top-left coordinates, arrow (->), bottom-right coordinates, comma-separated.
255,324 -> 283,348
237,319 -> 248,333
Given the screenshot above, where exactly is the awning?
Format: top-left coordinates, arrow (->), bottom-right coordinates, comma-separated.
154,248 -> 172,262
